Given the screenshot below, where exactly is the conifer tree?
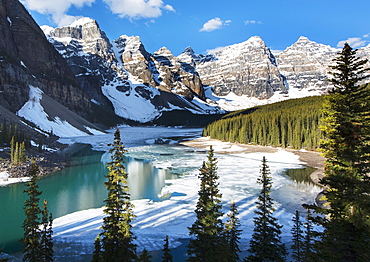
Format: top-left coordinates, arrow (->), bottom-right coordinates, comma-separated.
224,202 -> 242,262
41,200 -> 54,262
10,136 -> 15,164
162,236 -> 173,262
94,129 -> 137,262
187,146 -> 227,261
312,43 -> 370,261
291,210 -> 304,262
92,236 -> 103,262
245,157 -> 287,262
302,209 -> 318,262
14,141 -> 19,165
21,159 -> 43,262
136,249 -> 152,262
19,141 -> 26,163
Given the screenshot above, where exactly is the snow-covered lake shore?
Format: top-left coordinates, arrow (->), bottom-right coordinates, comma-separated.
52,129 -> 322,260
4,127 -> 324,261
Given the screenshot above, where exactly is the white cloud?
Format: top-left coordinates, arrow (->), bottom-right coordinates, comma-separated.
103,0 -> 175,19
21,0 -> 175,26
244,20 -> 262,25
199,17 -> 231,32
21,0 -> 95,26
337,37 -> 367,48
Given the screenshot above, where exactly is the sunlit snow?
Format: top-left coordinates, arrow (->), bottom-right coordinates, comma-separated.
54,127 -> 322,256
0,171 -> 30,186
205,86 -> 323,112
17,85 -> 101,138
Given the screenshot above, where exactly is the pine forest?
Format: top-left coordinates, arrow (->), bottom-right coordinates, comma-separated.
203,95 -> 325,149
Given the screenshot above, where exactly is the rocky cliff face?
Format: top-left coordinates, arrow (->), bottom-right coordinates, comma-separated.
179,36 -> 370,101
179,37 -> 288,99
274,36 -> 339,91
0,0 -> 91,118
42,19 -> 210,122
41,18 -> 117,107
44,20 -> 205,103
112,35 -> 205,100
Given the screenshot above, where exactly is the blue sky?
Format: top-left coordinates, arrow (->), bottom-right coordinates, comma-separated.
22,0 -> 370,55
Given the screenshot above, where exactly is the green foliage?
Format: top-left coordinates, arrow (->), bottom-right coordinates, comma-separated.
309,44 -> 370,262
94,129 -> 137,262
245,157 -> 287,262
203,96 -> 324,149
92,236 -> 103,262
21,159 -> 42,262
40,200 -> 54,262
10,137 -> 27,165
0,121 -> 30,149
301,209 -> 322,262
21,159 -> 53,262
187,146 -> 227,262
291,210 -> 304,262
224,202 -> 242,262
162,236 -> 173,262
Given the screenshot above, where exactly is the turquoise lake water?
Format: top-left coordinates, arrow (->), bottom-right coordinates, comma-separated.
0,146 -> 175,253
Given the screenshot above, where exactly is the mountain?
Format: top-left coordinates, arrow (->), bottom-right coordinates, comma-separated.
0,0 -> 104,139
42,18 -> 221,123
180,36 -> 288,99
178,35 -> 370,110
274,36 -> 339,91
2,0 -> 370,137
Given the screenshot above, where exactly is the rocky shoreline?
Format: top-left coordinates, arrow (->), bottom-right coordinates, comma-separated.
0,147 -> 68,179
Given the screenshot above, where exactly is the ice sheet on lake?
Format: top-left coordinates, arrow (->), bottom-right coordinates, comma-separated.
53,127 -> 322,254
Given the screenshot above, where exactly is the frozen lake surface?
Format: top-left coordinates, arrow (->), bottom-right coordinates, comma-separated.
51,126 -> 322,260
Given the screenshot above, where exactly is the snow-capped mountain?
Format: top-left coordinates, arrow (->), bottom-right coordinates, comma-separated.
42,18 -> 219,123
0,0 -> 103,139
182,36 -> 288,99
178,35 -> 370,109
275,36 -> 339,91
2,0 -> 370,137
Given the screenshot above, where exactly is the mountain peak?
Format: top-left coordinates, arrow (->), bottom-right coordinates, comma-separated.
69,17 -> 96,28
182,46 -> 195,55
297,36 -> 311,42
246,36 -> 265,46
154,46 -> 172,55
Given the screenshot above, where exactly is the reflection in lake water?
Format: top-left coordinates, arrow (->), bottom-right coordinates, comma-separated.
0,148 -> 176,253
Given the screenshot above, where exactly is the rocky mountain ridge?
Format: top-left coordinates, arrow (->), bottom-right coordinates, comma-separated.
183,36 -> 288,99
0,0 -> 104,140
43,16 -> 370,115
2,0 -> 370,139
42,18 -> 217,123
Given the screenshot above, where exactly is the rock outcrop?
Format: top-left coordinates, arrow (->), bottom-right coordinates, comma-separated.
275,36 -> 339,91
42,18 -> 117,107
180,36 -> 288,99
0,0 -> 91,118
42,19 -> 211,122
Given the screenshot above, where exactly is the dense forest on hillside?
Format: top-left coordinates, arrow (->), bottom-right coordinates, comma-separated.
203,96 -> 325,149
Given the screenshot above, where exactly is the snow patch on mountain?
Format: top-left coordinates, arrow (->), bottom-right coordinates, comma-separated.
102,81 -> 162,122
204,86 -> 322,112
17,86 -> 103,137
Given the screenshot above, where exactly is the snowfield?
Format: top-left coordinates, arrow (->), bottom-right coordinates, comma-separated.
17,85 -> 104,138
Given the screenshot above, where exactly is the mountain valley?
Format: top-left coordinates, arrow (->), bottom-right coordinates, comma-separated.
1,0 -> 370,140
